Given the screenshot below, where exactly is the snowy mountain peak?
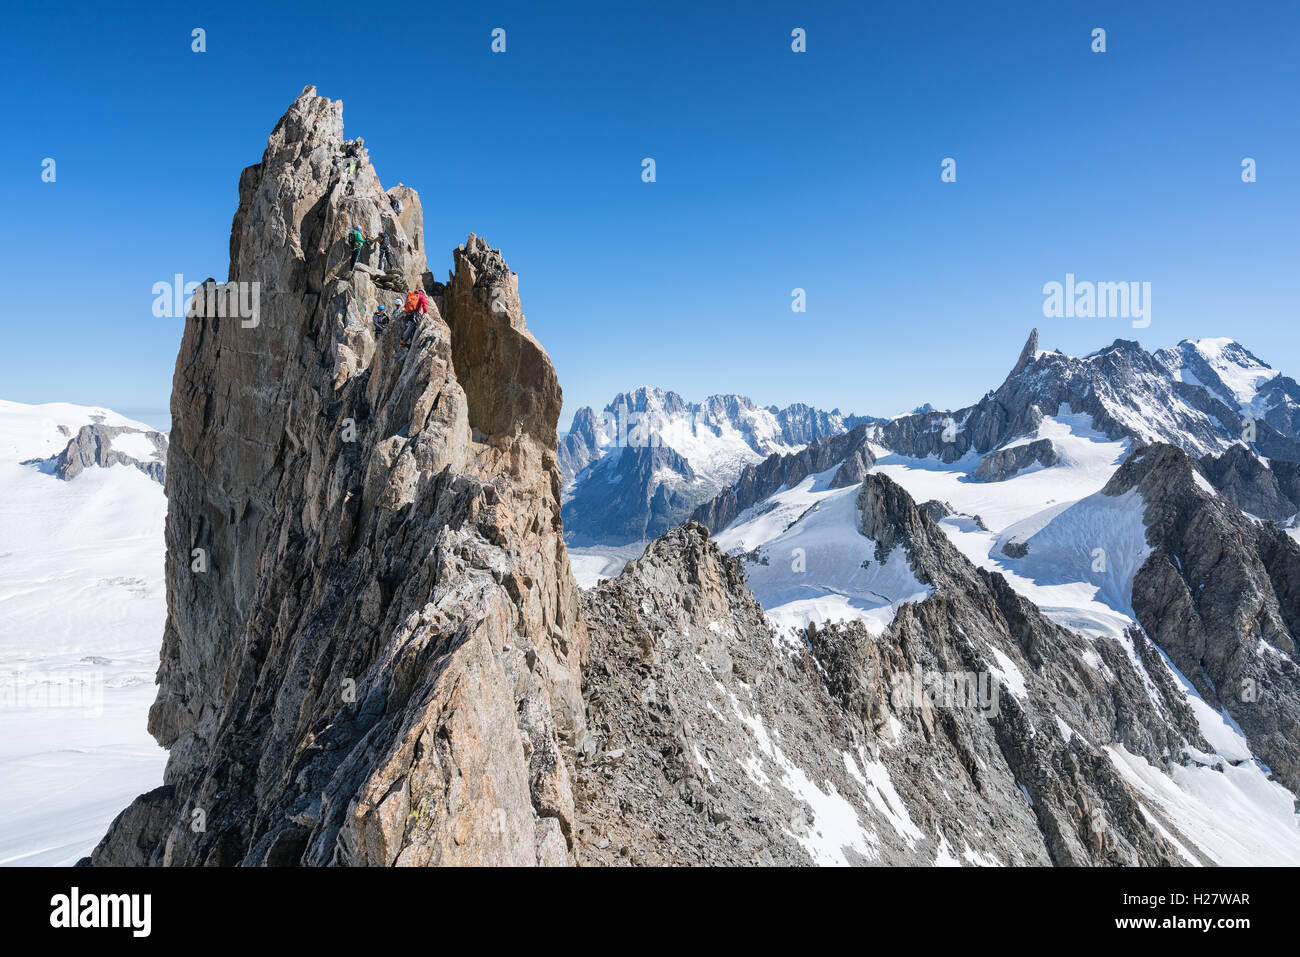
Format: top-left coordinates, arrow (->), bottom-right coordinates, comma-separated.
961,331 -> 1300,463
1155,338 -> 1282,417
1009,327 -> 1039,378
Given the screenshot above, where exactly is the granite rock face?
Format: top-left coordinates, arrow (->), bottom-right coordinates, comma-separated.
87,87 -> 584,866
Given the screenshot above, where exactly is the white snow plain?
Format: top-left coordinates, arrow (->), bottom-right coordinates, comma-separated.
0,401 -> 167,866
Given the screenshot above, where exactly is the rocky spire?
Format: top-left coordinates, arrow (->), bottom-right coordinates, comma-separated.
1008,327 -> 1039,379
88,88 -> 585,866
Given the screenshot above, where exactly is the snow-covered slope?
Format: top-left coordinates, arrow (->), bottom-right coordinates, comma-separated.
714,468 -> 931,641
0,401 -> 167,865
870,410 -> 1141,639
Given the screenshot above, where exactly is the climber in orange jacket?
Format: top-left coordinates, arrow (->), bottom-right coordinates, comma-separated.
400,288 -> 428,346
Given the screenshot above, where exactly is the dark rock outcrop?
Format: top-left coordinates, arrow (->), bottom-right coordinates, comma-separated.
972,438 -> 1058,483
830,446 -> 874,488
54,423 -> 167,483
1112,443 -> 1300,792
1197,444 -> 1300,522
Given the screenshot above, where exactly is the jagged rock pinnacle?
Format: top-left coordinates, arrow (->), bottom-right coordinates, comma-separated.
1010,328 -> 1039,378
87,88 -> 585,866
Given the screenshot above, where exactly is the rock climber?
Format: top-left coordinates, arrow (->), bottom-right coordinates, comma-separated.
400,287 -> 429,346
348,225 -> 367,271
372,304 -> 389,332
373,230 -> 393,272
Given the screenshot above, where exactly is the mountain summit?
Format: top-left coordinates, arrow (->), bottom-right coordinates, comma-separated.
88,87 -> 586,865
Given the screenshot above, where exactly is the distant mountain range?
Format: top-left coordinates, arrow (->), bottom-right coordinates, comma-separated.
635,329 -> 1300,864
562,333 -> 1300,549
559,388 -> 877,544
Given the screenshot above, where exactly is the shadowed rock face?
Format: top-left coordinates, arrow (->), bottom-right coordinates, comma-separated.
1197,444 -> 1300,522
443,236 -> 562,449
562,445 -> 700,545
1113,443 -> 1300,793
972,438 -> 1057,483
87,86 -> 585,866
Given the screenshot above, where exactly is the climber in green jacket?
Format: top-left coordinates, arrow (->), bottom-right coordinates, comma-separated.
348,226 -> 366,271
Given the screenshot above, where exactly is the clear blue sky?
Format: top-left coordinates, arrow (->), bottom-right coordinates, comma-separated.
3,0 -> 1296,432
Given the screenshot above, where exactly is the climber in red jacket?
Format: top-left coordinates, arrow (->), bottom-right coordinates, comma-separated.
400,288 -> 428,346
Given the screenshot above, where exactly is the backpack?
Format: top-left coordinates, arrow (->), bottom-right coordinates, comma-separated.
403,291 -> 421,313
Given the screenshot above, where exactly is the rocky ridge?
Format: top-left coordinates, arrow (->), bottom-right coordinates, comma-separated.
579,480 -> 1209,864
1114,443 -> 1300,793
88,87 -> 584,866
